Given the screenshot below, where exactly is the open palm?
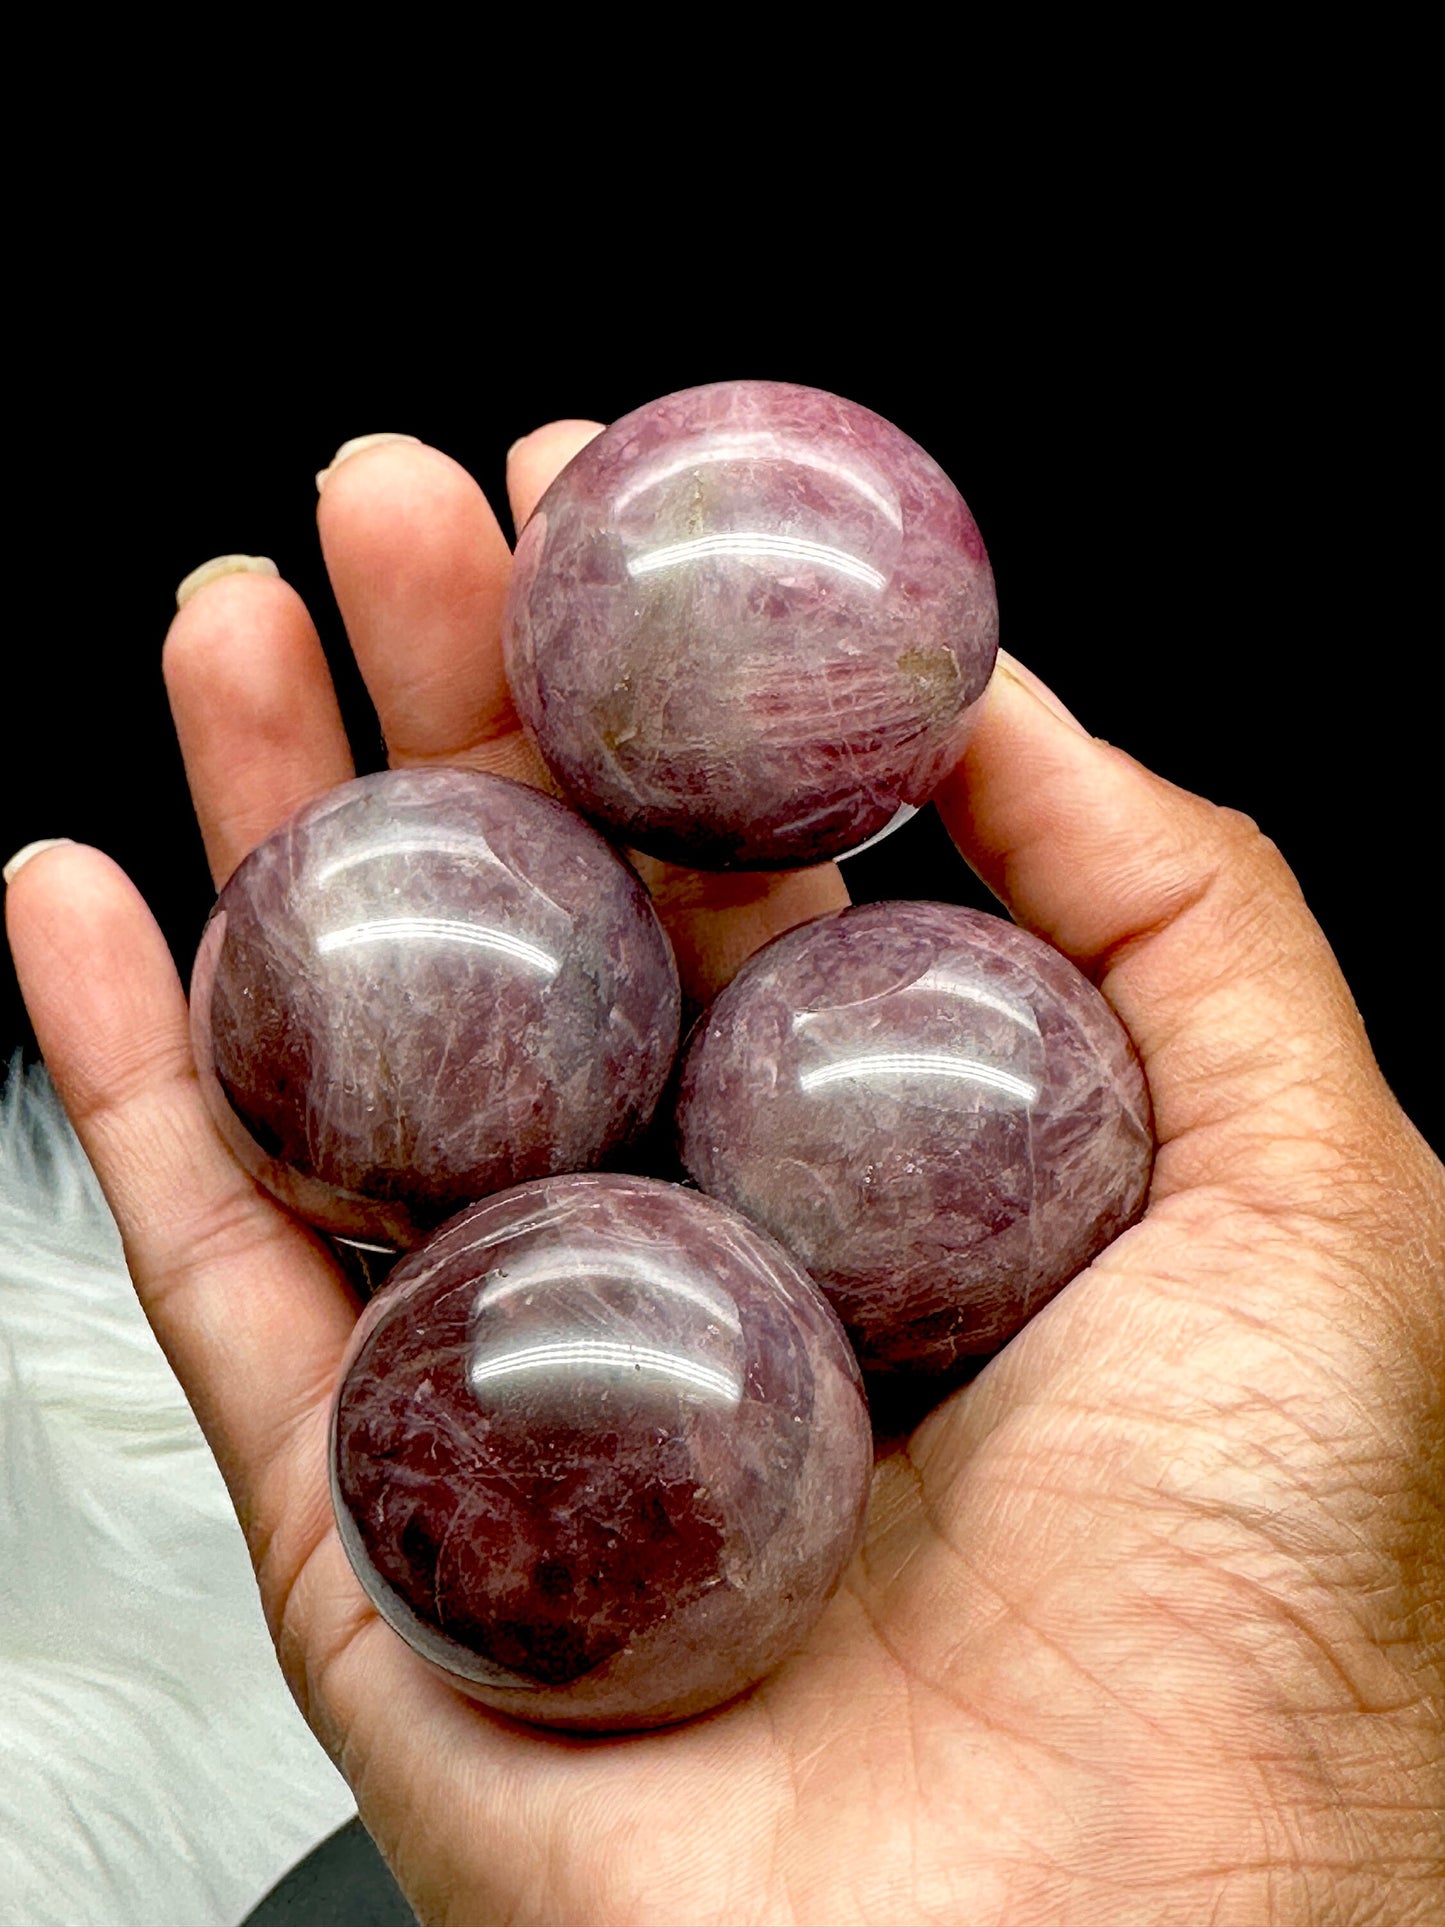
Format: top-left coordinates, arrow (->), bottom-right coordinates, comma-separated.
8,427 -> 1441,1927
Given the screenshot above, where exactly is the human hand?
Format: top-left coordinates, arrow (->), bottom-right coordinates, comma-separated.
6,428 -> 1442,1927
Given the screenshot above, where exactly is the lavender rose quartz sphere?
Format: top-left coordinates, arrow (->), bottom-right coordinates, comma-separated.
676,902 -> 1154,1374
330,1174 -> 873,1730
189,769 -> 680,1249
503,380 -> 999,870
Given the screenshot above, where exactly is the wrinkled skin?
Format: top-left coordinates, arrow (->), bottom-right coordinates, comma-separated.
7,420 -> 1442,1927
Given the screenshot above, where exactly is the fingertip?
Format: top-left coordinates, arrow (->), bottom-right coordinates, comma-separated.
4,837 -> 120,916
933,648 -> 1391,1199
163,568 -> 312,680
174,554 -> 280,611
505,419 -> 604,531
506,418 -> 604,463
993,651 -> 1091,736
315,437 -> 517,763
5,840 -> 97,964
314,438 -> 492,548
6,839 -> 191,1108
4,838 -> 76,888
935,660 -> 1215,971
162,570 -> 354,887
315,433 -> 422,494
5,839 -> 96,983
6,837 -> 165,950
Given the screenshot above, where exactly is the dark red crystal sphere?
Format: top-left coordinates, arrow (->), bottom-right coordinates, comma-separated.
676,902 -> 1154,1374
189,769 -> 681,1248
502,380 -> 999,870
330,1174 -> 873,1730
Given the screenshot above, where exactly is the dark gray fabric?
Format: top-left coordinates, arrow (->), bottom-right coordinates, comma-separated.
241,1819 -> 417,1925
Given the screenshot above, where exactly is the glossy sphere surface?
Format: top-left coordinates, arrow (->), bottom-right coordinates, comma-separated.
331,1174 -> 872,1729
677,902 -> 1153,1373
503,380 -> 998,869
190,770 -> 680,1248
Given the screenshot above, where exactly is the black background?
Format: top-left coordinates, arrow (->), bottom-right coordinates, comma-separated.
3,248 -> 1435,1154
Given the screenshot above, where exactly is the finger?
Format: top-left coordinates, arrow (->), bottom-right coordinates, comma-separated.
4,842 -> 356,1598
316,436 -> 543,782
629,852 -> 849,1007
505,419 -> 603,530
881,661 -> 1445,1724
164,566 -> 355,886
935,653 -> 1420,1204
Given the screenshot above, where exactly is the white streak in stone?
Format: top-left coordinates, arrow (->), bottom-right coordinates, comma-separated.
316,917 -> 561,978
628,532 -> 887,592
799,1052 -> 1039,1103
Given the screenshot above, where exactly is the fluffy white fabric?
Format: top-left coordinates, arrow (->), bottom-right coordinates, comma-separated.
0,1059 -> 356,1925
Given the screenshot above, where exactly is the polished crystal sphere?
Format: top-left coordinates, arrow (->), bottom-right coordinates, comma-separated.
676,902 -> 1154,1374
503,380 -> 999,869
189,769 -> 680,1248
330,1174 -> 873,1730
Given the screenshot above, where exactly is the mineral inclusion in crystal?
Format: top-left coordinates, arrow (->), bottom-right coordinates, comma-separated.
330,1173 -> 873,1729
189,769 -> 680,1248
676,902 -> 1154,1373
503,379 -> 999,869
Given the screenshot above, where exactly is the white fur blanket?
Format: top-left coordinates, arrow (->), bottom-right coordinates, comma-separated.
0,1059 -> 355,1925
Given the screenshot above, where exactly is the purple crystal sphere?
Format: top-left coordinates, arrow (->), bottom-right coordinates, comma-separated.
189,769 -> 681,1248
330,1173 -> 872,1730
676,902 -> 1154,1373
502,380 -> 999,870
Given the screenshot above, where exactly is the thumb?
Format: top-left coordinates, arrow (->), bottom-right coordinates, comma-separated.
937,654 -> 1433,1228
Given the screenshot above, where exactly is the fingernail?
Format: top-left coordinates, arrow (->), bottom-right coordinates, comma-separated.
4,838 -> 75,886
315,433 -> 421,493
175,554 -> 280,611
995,651 -> 1090,735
